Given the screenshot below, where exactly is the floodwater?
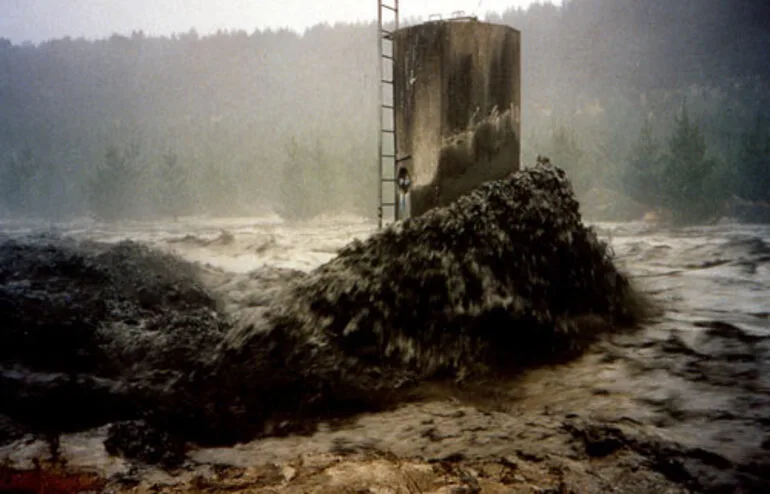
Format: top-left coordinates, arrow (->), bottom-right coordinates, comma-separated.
1,215 -> 769,493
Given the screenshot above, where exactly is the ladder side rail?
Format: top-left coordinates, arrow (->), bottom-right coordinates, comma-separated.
394,0 -> 399,220
377,0 -> 384,228
395,0 -> 399,30
377,0 -> 399,227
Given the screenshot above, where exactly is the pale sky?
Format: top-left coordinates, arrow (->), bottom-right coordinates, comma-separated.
1,0 -> 560,44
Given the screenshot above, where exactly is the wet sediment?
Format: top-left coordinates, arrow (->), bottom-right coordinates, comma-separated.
173,163 -> 639,444
1,164 -> 634,446
3,165 -> 768,492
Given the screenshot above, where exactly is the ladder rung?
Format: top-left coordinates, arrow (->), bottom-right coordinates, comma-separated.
378,3 -> 399,230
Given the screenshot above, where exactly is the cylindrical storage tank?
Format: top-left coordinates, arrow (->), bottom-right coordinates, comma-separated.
393,20 -> 521,218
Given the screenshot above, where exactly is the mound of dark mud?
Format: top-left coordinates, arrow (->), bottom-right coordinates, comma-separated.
175,163 -> 644,444
1,164 -> 645,463
0,237 -> 229,443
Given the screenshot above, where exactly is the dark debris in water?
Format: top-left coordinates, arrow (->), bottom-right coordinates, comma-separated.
3,164 -> 770,493
0,238 -> 223,375
104,420 -> 186,468
181,164 -> 644,443
1,164 -> 646,470
0,237 -> 229,446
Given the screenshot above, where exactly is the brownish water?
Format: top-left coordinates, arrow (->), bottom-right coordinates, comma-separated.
1,216 -> 768,493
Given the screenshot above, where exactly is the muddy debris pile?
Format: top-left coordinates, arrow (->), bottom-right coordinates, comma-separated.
181,163 -> 644,444
0,237 -> 229,447
1,163 -> 645,462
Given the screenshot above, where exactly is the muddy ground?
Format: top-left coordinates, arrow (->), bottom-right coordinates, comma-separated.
1,165 -> 769,493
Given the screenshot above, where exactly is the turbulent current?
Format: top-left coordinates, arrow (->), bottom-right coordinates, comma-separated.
0,165 -> 769,493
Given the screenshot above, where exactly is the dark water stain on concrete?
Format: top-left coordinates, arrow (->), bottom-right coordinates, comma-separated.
394,20 -> 521,217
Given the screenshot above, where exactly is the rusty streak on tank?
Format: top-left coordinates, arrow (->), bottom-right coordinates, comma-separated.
393,20 -> 521,218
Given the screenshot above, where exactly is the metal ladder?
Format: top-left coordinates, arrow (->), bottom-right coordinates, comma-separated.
377,0 -> 399,228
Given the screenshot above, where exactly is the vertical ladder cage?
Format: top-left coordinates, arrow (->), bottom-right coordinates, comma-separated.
377,0 -> 399,228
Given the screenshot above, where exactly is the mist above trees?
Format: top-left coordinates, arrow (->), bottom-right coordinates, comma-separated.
0,0 -> 768,222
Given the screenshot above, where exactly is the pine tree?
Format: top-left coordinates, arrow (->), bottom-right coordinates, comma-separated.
624,118 -> 661,206
280,136 -> 315,220
0,147 -> 39,214
89,145 -> 139,221
544,124 -> 587,193
736,112 -> 770,203
156,151 -> 188,220
279,135 -> 336,220
660,102 -> 717,222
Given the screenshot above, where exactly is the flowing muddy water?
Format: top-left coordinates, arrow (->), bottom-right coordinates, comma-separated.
1,213 -> 769,493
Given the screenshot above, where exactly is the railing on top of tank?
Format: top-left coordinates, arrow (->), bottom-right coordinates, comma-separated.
427,11 -> 479,22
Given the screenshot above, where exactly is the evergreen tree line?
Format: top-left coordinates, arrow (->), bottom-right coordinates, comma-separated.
0,0 -> 768,221
539,103 -> 770,223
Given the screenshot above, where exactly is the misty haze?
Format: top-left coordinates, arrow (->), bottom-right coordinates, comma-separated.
1,1 -> 769,223
1,1 -> 770,493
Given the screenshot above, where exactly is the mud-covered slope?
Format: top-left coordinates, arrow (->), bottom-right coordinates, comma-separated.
0,238 -> 229,446
1,164 -> 643,460
179,163 -> 643,443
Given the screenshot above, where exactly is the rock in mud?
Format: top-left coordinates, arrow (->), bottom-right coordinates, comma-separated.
179,163 -> 644,444
104,420 -> 186,467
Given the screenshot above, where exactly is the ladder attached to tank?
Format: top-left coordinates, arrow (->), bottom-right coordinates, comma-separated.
377,0 -> 399,228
